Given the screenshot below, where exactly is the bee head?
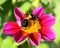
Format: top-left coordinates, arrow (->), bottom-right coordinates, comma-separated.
31,14 -> 38,20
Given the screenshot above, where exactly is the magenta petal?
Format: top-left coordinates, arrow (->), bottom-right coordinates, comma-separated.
14,31 -> 27,43
41,14 -> 55,27
32,7 -> 44,18
41,27 -> 56,41
14,7 -> 26,26
29,32 -> 41,46
3,22 -> 20,35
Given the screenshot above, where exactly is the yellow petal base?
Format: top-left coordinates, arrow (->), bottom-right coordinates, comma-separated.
21,19 -> 41,34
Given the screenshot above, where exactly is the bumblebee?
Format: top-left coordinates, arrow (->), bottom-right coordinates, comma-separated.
22,14 -> 38,27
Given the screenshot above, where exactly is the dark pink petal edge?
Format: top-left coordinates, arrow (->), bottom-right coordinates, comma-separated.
14,31 -> 28,43
3,22 -> 20,35
29,32 -> 41,46
32,7 -> 44,18
41,14 -> 55,27
14,7 -> 26,26
41,27 -> 56,41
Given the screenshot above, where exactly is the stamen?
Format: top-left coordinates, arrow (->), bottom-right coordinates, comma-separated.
21,18 -> 41,34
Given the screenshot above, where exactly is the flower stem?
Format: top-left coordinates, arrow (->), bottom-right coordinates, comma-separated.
28,38 -> 32,48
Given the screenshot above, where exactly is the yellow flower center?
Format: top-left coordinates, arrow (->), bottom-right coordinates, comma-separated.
21,15 -> 41,34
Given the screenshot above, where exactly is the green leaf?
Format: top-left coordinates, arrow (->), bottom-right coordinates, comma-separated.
0,0 -> 7,5
41,0 -> 49,4
54,2 -> 60,21
20,2 -> 31,14
53,20 -> 60,44
32,0 -> 40,7
52,0 -> 60,4
0,38 -> 3,47
36,43 -> 49,48
17,41 -> 29,48
1,37 -> 17,48
53,2 -> 60,44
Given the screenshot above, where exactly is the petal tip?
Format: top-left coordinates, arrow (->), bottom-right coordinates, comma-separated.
32,7 -> 44,17
29,33 -> 41,46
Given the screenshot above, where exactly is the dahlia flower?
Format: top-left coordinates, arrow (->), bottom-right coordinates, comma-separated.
3,7 -> 56,46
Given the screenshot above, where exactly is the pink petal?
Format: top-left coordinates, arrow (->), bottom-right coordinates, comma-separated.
32,7 -> 44,18
3,22 -> 20,35
29,32 -> 41,46
14,31 -> 27,43
14,7 -> 26,26
41,27 -> 56,41
41,14 -> 55,27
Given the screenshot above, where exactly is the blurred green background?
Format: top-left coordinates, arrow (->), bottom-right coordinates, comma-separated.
0,0 -> 60,48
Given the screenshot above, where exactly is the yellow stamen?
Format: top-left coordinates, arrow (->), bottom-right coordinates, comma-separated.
21,16 -> 41,34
